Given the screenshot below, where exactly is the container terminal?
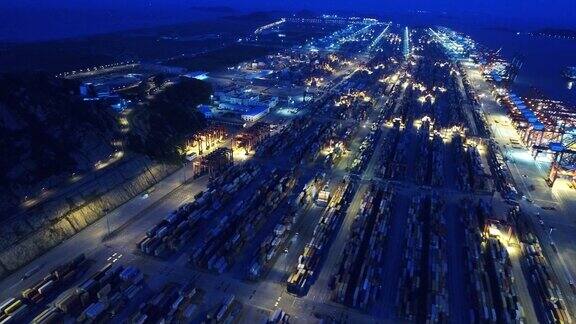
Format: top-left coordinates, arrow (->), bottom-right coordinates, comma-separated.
1,17 -> 576,324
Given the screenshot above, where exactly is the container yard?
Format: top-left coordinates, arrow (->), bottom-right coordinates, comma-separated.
0,254 -> 90,323
234,122 -> 271,155
0,261 -> 148,324
129,282 -> 203,323
190,168 -> 297,273
138,163 -> 261,259
396,194 -> 450,322
72,265 -> 145,323
1,18 -> 575,324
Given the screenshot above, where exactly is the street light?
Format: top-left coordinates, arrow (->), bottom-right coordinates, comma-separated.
283,248 -> 289,277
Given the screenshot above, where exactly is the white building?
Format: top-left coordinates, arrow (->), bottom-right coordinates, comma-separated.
241,105 -> 270,122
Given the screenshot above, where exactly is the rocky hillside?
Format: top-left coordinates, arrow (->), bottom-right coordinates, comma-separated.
0,73 -> 119,212
0,73 -> 210,277
0,73 -> 210,216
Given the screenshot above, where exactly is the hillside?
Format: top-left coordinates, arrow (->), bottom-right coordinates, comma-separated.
129,77 -> 210,158
0,73 -> 210,216
0,73 -> 119,207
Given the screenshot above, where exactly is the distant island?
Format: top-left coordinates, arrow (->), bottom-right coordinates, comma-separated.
528,28 -> 576,39
486,27 -> 576,40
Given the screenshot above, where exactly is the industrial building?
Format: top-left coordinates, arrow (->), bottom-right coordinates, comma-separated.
496,90 -> 576,186
212,89 -> 278,123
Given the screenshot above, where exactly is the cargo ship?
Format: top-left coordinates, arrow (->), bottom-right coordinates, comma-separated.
563,66 -> 576,80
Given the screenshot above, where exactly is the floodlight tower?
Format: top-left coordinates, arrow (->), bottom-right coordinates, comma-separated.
403,27 -> 410,59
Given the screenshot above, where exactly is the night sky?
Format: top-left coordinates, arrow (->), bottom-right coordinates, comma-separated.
1,0 -> 574,41
4,0 -> 574,20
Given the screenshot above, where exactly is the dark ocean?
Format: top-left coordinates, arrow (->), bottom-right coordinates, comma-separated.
461,27 -> 576,106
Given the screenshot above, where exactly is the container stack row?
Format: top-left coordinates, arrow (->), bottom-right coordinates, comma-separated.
453,135 -> 472,191
350,128 -> 381,175
520,230 -> 572,323
191,169 -> 296,273
32,264 -> 144,323
461,200 -> 497,323
138,164 -> 260,257
248,209 -> 298,280
415,120 -> 432,186
486,238 -> 524,323
426,195 -> 450,323
287,179 -> 354,296
397,196 -> 425,320
130,282 -> 201,324
431,133 -> 444,187
332,183 -> 394,309
377,120 -> 403,180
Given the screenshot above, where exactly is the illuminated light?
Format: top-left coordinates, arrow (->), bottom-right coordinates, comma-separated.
418,94 -> 436,105
505,244 -> 520,257
487,225 -> 502,237
421,116 -> 433,124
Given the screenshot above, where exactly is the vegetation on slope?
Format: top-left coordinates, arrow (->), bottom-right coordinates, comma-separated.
128,77 -> 211,159
0,73 -> 117,186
